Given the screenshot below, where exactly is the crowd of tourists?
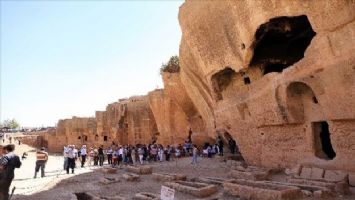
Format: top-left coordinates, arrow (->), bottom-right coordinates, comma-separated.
0,134 -> 238,199
62,135 -> 239,174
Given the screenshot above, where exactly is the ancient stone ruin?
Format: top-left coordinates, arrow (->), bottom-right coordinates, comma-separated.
25,0 -> 354,178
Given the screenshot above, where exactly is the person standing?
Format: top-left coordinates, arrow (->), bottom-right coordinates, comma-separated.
63,145 -> 69,170
93,148 -> 99,166
80,145 -> 87,168
191,145 -> 198,164
88,147 -> 94,166
165,145 -> 171,161
34,147 -> 48,178
66,145 -> 75,174
138,147 -> 144,165
98,145 -> 104,166
158,146 -> 164,162
175,145 -> 181,160
106,146 -> 113,165
217,136 -> 224,156
112,147 -> 119,167
228,138 -> 237,154
0,144 -> 21,200
131,147 -> 136,165
73,146 -> 79,168
118,146 -> 123,165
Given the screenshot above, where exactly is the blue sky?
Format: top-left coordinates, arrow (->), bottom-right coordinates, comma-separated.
1,0 -> 183,127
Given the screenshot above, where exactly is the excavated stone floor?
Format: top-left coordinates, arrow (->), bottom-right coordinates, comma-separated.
7,144 -> 355,200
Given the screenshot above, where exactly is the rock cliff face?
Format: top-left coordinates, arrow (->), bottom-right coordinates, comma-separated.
148,72 -> 207,145
34,0 -> 355,172
178,0 -> 355,170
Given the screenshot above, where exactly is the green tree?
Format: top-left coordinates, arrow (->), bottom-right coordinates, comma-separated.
2,118 -> 20,129
160,55 -> 180,73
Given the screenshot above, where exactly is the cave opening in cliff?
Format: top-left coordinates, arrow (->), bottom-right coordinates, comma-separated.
250,15 -> 316,75
243,77 -> 251,85
313,121 -> 336,160
211,67 -> 236,100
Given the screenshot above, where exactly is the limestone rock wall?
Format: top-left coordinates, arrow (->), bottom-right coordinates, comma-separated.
44,96 -> 162,152
124,96 -> 158,145
39,1 -> 355,173
148,72 -> 207,145
178,0 -> 355,171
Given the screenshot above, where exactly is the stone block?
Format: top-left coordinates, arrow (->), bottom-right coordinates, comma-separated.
287,178 -> 335,191
311,167 -> 324,180
300,167 -> 312,179
285,164 -> 302,176
192,177 -> 230,186
223,179 -> 302,200
164,181 -> 218,198
103,196 -> 126,200
123,173 -> 140,181
313,190 -> 334,199
301,190 -> 312,197
152,173 -> 186,181
230,169 -> 269,181
287,177 -> 349,195
324,170 -> 348,182
132,192 -> 159,200
126,165 -> 152,175
100,167 -> 118,174
335,181 -> 350,195
99,177 -> 120,185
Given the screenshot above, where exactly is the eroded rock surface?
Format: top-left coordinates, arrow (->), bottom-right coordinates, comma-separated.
22,1 -> 355,174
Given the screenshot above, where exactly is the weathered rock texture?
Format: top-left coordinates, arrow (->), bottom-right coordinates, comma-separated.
27,1 -> 355,173
178,1 -> 355,171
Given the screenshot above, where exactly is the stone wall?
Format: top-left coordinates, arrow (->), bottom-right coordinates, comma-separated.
16,133 -> 45,149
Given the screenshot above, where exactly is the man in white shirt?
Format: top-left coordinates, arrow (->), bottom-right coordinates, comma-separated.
66,145 -> 75,174
80,145 -> 87,168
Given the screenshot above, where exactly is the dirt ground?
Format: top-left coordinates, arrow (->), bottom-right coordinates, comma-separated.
11,149 -> 236,200
3,143 -> 355,200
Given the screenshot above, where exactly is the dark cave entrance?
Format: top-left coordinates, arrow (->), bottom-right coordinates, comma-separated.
250,15 -> 316,75
313,121 -> 336,160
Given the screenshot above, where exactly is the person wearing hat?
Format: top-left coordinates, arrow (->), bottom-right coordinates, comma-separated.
34,147 -> 48,178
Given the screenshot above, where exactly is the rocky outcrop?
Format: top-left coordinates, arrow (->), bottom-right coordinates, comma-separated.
37,0 -> 355,174
148,72 -> 207,145
178,1 -> 355,170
